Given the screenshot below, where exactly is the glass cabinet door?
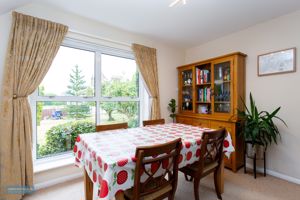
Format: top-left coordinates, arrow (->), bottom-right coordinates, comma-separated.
213,60 -> 232,114
181,69 -> 193,111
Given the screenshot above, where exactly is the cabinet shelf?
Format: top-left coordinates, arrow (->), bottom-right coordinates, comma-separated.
196,82 -> 211,86
196,101 -> 211,104
214,80 -> 231,84
214,101 -> 230,104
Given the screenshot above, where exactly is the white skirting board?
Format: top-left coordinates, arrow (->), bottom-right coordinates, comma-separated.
245,163 -> 300,185
34,172 -> 83,190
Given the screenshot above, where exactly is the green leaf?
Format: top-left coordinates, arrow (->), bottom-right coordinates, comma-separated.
237,92 -> 287,148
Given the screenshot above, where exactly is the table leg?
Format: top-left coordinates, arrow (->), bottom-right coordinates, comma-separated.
115,192 -> 125,200
84,169 -> 94,200
217,158 -> 224,194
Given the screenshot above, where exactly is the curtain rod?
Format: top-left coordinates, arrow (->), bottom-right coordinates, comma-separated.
68,29 -> 132,47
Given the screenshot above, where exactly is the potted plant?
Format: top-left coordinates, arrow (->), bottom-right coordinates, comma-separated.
168,99 -> 177,123
238,93 -> 287,158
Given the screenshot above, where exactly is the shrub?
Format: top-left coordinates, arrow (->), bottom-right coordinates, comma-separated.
38,120 -> 95,158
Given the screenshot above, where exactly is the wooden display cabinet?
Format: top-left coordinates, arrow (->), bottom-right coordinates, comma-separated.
177,52 -> 247,172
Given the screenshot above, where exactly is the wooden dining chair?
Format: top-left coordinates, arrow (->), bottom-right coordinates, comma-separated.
124,138 -> 182,200
179,128 -> 226,200
95,122 -> 128,132
142,119 -> 165,126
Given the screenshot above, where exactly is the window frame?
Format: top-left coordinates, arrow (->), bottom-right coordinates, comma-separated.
30,38 -> 146,163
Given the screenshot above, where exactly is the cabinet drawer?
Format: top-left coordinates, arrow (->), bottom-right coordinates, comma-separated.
192,119 -> 209,128
224,155 -> 232,165
210,121 -> 233,133
176,117 -> 193,125
210,120 -> 234,167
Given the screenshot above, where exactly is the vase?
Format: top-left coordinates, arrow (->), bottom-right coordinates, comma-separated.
246,143 -> 265,159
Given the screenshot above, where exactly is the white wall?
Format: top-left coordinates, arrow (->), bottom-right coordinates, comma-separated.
0,3 -> 184,185
185,10 -> 300,180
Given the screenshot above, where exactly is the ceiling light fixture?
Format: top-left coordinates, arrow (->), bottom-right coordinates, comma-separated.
169,0 -> 187,7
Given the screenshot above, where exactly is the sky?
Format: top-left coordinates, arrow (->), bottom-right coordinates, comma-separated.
40,46 -> 137,96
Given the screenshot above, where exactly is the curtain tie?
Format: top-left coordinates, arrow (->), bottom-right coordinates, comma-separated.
13,94 -> 27,99
150,96 -> 158,99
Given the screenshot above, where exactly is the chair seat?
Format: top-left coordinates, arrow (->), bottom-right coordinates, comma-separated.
180,161 -> 219,176
124,183 -> 173,200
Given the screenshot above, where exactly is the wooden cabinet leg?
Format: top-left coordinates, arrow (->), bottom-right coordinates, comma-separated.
84,169 -> 93,200
217,158 -> 224,194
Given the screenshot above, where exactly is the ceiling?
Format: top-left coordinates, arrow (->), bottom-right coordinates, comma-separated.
2,0 -> 300,48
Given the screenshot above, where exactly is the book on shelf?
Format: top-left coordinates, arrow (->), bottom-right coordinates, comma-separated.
198,87 -> 211,102
196,68 -> 211,84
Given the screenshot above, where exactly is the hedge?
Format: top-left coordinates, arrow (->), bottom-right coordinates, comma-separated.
38,120 -> 95,158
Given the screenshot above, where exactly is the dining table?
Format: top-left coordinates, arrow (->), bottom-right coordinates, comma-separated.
73,123 -> 235,200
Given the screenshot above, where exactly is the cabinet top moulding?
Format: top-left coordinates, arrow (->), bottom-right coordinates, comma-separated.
177,52 -> 247,69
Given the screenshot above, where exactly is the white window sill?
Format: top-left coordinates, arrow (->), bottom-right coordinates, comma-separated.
34,153 -> 75,174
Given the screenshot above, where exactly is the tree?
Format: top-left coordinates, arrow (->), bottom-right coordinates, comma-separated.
66,65 -> 87,96
65,103 -> 90,119
101,77 -> 120,121
65,65 -> 90,119
101,73 -> 139,126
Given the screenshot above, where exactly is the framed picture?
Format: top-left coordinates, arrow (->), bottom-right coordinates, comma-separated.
257,47 -> 296,76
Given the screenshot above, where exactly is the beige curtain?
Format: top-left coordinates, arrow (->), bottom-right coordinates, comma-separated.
0,12 -> 68,200
132,44 -> 161,119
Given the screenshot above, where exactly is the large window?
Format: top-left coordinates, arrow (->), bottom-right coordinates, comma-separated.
30,39 -> 145,160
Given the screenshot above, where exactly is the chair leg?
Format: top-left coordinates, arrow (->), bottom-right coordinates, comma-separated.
168,185 -> 176,200
168,192 -> 175,200
214,169 -> 222,200
193,178 -> 200,200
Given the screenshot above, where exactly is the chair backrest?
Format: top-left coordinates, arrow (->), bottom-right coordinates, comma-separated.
95,122 -> 128,132
143,119 -> 165,126
198,128 -> 226,174
133,138 -> 181,200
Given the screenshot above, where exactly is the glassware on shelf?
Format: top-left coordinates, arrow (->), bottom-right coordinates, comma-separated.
224,68 -> 230,81
218,67 -> 223,80
182,71 -> 193,86
214,102 -> 230,113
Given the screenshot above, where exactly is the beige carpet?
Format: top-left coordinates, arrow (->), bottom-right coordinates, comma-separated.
23,169 -> 300,200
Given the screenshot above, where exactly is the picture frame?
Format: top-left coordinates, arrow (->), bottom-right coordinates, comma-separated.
257,47 -> 296,76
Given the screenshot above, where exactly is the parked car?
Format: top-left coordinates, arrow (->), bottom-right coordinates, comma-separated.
52,111 -> 63,120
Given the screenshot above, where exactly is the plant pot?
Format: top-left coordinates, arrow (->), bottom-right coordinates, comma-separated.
246,143 -> 265,159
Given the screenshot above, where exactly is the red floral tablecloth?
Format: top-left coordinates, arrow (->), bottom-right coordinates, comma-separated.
74,123 -> 234,200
